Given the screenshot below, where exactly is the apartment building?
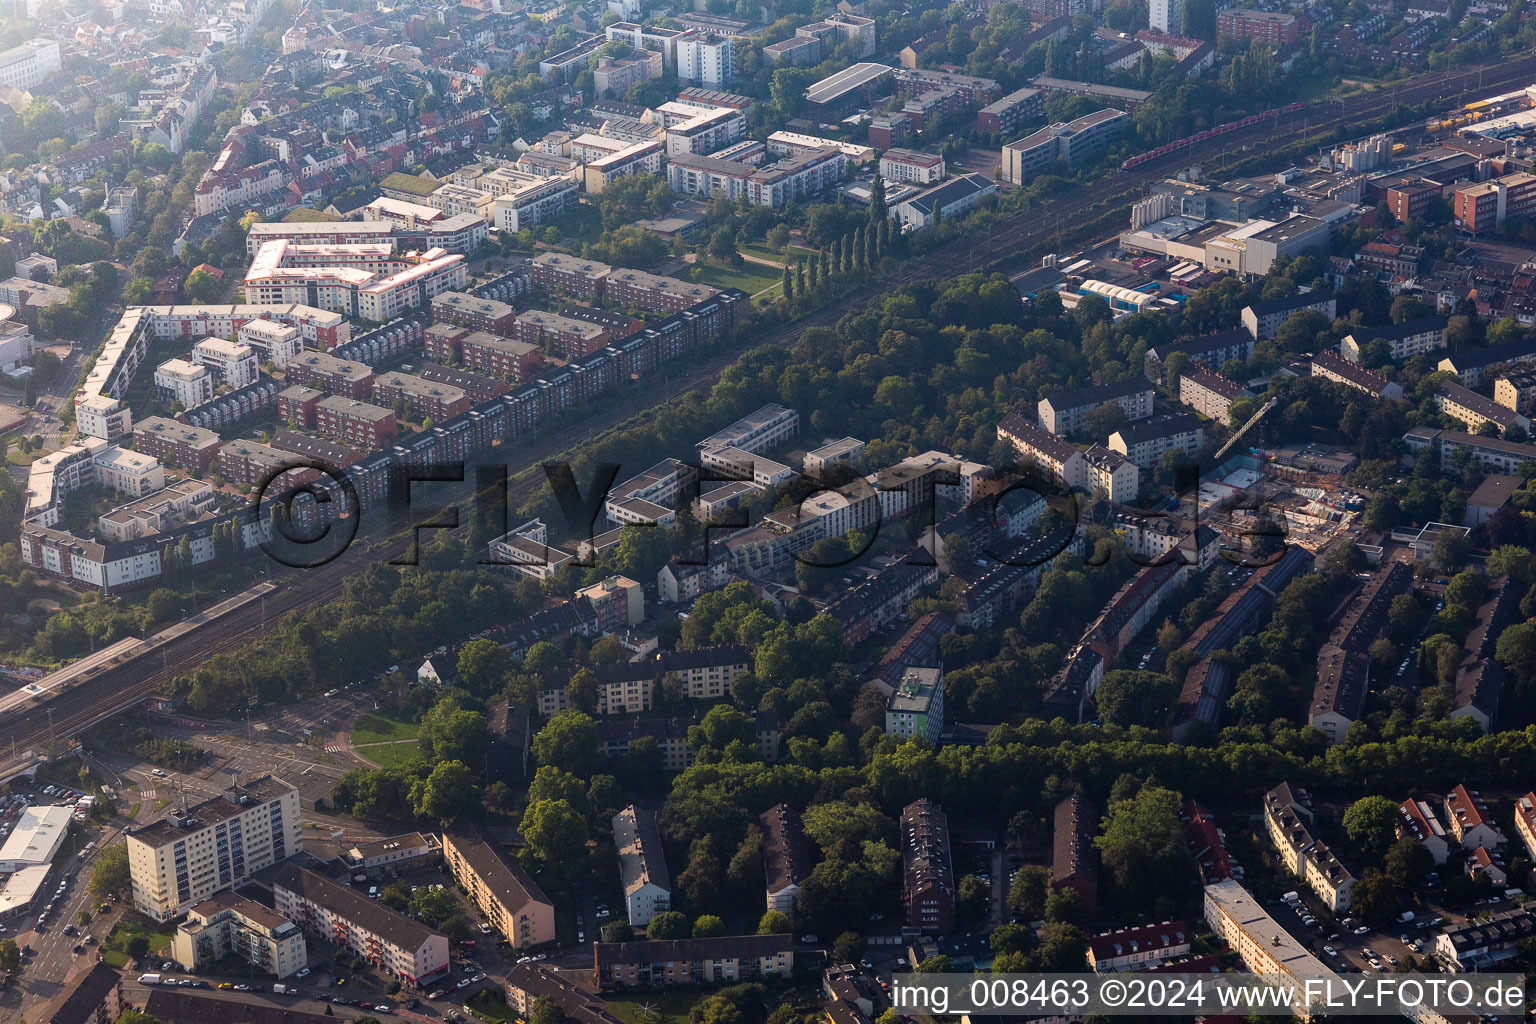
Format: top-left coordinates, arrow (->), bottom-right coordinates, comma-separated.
1084,444 -> 1140,503
885,667 -> 945,746
699,404 -> 799,455
489,174 -> 579,233
1052,794 -> 1098,914
171,891 -> 307,978
462,333 -> 543,381
1311,350 -> 1403,399
1339,315 -> 1448,363
1452,172 -> 1536,233
1001,108 -> 1127,185
613,806 -> 671,927
513,310 -> 611,359
315,396 -> 398,450
244,242 -> 467,323
878,149 -> 945,185
998,413 -> 1085,486
126,776 -> 302,922
0,38 -> 61,90
218,440 -> 294,490
43,963 -> 123,1024
442,819 -> 556,949
1240,288 -> 1336,339
593,711 -> 781,769
1038,376 -> 1154,435
1515,792 -> 1536,863
1179,367 -> 1248,422
345,832 -> 441,873
593,934 -> 793,989
530,254 -> 613,300
1107,414 -> 1205,470
1444,785 -> 1503,850
1437,337 -> 1536,387
900,798 -> 954,935
1087,922 -> 1191,972
664,106 -> 747,157
1434,907 -> 1536,972
1398,798 -> 1452,865
1434,381 -> 1530,436
589,646 -> 751,713
977,87 -> 1044,135
1216,8 -> 1301,44
505,964 -> 625,1024
1264,783 -> 1355,912
576,575 -> 644,633
154,359 -> 215,409
191,338 -> 258,388
760,804 -> 810,921
1310,561 -> 1413,743
431,291 -> 518,334
1203,879 -> 1333,1002
285,351 -> 375,400
238,319 -> 304,369
131,417 -> 222,474
371,372 -> 471,422
605,269 -> 720,315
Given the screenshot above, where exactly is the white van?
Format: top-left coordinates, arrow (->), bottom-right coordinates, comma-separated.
1282,891 -> 1301,903
138,974 -> 162,985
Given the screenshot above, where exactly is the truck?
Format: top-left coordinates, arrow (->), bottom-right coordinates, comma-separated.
137,974 -> 162,986
1397,911 -> 1415,923
273,984 -> 291,995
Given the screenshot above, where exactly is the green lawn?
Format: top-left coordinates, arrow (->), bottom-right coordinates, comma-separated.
362,739 -> 425,768
350,711 -> 419,745
466,988 -> 517,1023
605,991 -> 711,1024
683,259 -> 783,296
102,917 -> 175,967
739,242 -> 822,265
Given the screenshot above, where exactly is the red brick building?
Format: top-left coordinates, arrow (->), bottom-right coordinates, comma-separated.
603,269 -> 720,316
1216,8 -> 1301,45
371,371 -> 472,422
132,416 -> 222,473
277,385 -> 325,429
316,395 -> 398,449
1453,172 -> 1536,234
463,332 -> 545,380
529,254 -> 612,300
285,351 -> 376,400
512,310 -> 610,360
1385,178 -> 1443,223
431,291 -> 518,334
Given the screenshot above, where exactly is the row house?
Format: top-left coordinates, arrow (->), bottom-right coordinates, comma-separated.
593,934 -> 793,989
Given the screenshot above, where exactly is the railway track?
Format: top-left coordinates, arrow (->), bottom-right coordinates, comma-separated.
3,56 -> 1531,763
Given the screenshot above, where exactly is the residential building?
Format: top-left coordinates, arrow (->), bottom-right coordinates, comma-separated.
372,372 -> 471,422
1309,561 -> 1413,743
1311,350 -> 1404,399
244,242 -> 467,323
218,440 -> 294,490
885,666 -> 945,746
593,934 -> 793,988
154,359 -> 215,409
1452,172 -> 1536,233
1052,794 -> 1098,913
131,417 -> 221,474
1435,380 -> 1529,436
1216,8 -> 1301,44
1444,784 -> 1504,850
1087,922 -> 1190,972
1514,792 -> 1536,864
345,832 -> 441,873
1398,799 -> 1451,864
514,310 -> 610,359
170,892 -> 307,978
1263,783 -> 1355,911
1405,426 -> 1536,474
901,798 -> 954,935
760,804 -> 810,921
284,351 -> 375,399
126,776 -> 302,922
613,806 -> 671,927
1038,376 -> 1155,435
676,33 -> 734,89
191,338 -> 258,388
1179,367 -> 1249,421
997,413 -> 1084,486
1434,907 -> 1536,972
273,864 -> 449,988
878,149 -> 945,185
604,269 -> 720,315
442,819 -> 556,949
42,963 -> 123,1024
977,88 -> 1044,135
530,254 -> 612,300
1340,315 -> 1448,363
432,291 -> 518,334
576,575 -> 644,633
1437,337 -> 1536,387
1107,414 -> 1205,470
1001,109 -> 1127,184
1240,289 -> 1337,339
505,965 -> 625,1024
314,396 -> 397,450
0,38 -> 61,90
490,175 -> 579,233
699,404 -> 799,454
1202,879 -> 1334,1002
1150,0 -> 1183,33
1464,473 -> 1519,529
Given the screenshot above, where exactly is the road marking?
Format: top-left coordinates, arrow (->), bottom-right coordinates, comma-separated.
324,743 -> 345,753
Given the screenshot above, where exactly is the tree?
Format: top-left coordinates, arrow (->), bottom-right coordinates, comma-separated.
1351,870 -> 1398,924
531,996 -> 565,1024
411,886 -> 463,927
419,695 -> 488,765
690,994 -> 745,1024
1343,795 -> 1402,860
521,799 -> 589,884
694,914 -> 727,937
781,262 -> 794,303
1084,400 -> 1129,440
456,638 -> 513,696
126,934 -> 151,960
647,911 -> 690,939
833,931 -> 864,964
869,176 -> 887,223
89,843 -> 130,901
958,874 -> 990,927
0,938 -> 19,973
709,229 -> 741,267
758,910 -> 790,934
1093,670 -> 1175,727
409,760 -> 480,822
1384,837 -> 1434,889
533,711 -> 600,777
1094,784 -> 1190,905
183,268 -> 219,303
1008,864 -> 1051,918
